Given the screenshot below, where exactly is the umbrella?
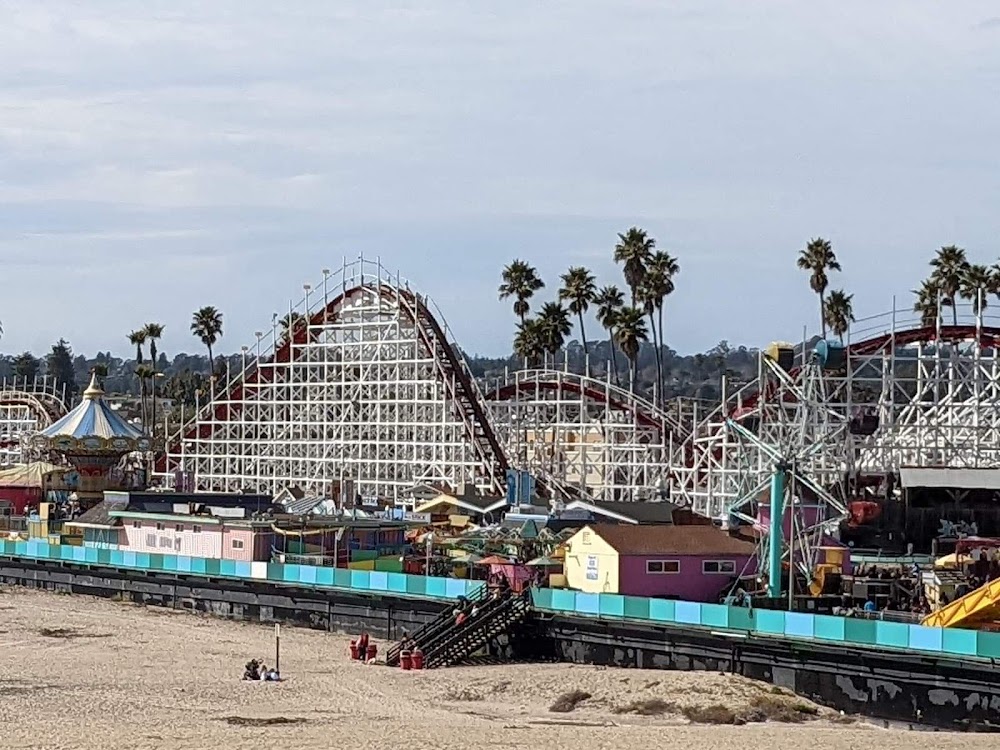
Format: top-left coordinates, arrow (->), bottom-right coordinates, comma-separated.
476,555 -> 514,565
451,551 -> 483,564
526,556 -> 561,567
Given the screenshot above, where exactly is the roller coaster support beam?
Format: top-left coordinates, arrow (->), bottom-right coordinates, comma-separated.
768,463 -> 786,599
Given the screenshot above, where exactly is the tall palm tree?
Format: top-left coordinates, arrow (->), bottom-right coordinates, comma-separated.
613,306 -> 649,392
537,302 -> 573,363
824,290 -> 855,342
191,306 -> 224,373
498,260 -> 545,324
912,279 -> 941,328
134,364 -> 155,432
929,245 -> 969,325
594,285 -> 625,385
614,227 -> 655,306
513,318 -> 545,368
279,312 -> 306,346
128,329 -> 147,365
796,237 -> 841,338
558,266 -> 597,373
960,263 -> 994,315
640,250 -> 680,403
143,323 -> 165,436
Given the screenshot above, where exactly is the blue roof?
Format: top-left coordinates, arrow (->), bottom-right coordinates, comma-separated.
41,375 -> 144,441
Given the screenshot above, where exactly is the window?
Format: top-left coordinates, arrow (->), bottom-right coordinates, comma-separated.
145,534 -> 156,547
132,521 -> 141,529
646,559 -> 680,574
175,524 -> 184,533
155,522 -> 164,531
703,560 -> 737,575
581,531 -> 592,544
192,525 -> 202,534
231,539 -> 245,550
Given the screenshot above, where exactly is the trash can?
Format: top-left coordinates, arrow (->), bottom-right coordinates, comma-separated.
366,643 -> 378,662
411,648 -> 424,670
400,650 -> 412,670
349,640 -> 359,660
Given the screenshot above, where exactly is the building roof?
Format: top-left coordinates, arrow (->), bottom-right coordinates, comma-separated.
586,523 -> 758,556
40,375 -> 145,442
0,461 -> 66,488
66,495 -> 129,530
561,499 -> 677,525
414,491 -> 506,515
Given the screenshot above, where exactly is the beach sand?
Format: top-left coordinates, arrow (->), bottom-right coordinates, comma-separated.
0,587 -> 973,749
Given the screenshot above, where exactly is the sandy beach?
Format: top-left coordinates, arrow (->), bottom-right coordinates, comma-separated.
0,588 -> 974,750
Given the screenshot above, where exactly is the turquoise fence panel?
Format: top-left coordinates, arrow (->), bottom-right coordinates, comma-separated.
728,606 -> 754,631
234,561 -> 254,579
844,618 -> 877,645
576,593 -> 600,615
977,631 -> 1000,658
444,578 -> 467,599
280,563 -> 302,582
700,603 -> 730,628
424,576 -> 447,599
674,600 -> 701,625
97,548 -> 114,565
784,612 -> 815,639
176,555 -> 193,573
907,624 -> 943,652
754,609 -> 786,636
598,594 -> 625,618
404,575 -> 426,596
350,570 -> 371,589
315,567 -> 335,587
72,546 -> 88,563
214,559 -> 235,577
84,547 -> 100,564
875,621 -> 909,649
160,555 -> 178,572
551,589 -> 577,611
532,588 -> 554,610
59,545 -> 74,561
942,628 -> 978,656
135,552 -> 151,569
386,573 -> 408,593
333,569 -> 352,588
121,550 -> 136,567
368,572 -> 389,591
648,598 -> 676,623
812,614 -> 846,642
623,595 -> 650,620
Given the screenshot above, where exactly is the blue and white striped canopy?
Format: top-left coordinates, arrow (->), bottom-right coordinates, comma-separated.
41,375 -> 144,441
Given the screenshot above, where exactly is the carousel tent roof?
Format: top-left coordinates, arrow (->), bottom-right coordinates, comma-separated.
0,461 -> 66,488
40,375 -> 144,441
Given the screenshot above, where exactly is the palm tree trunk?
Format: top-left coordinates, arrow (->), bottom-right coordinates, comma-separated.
819,292 -> 827,338
630,357 -> 638,393
151,377 -> 158,438
648,311 -> 661,405
657,303 -> 666,404
578,311 -> 589,377
207,344 -> 214,375
952,297 -> 958,326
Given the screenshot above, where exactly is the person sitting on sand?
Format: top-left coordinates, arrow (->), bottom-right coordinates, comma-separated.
243,659 -> 262,680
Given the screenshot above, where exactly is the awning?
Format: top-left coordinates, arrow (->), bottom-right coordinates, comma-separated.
899,467 -> 1000,490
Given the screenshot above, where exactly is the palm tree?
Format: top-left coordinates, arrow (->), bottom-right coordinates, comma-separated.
796,237 -> 841,338
824,290 -> 855,342
279,312 -> 306,345
134,364 -> 156,432
960,263 -> 994,314
513,318 -> 545,368
929,245 -> 969,325
128,329 -> 147,365
614,227 -> 655,306
143,323 -> 165,436
558,267 -> 597,373
191,306 -> 224,373
613,306 -> 649,392
640,250 -> 679,403
594,285 -> 625,385
498,260 -> 545,324
537,302 -> 573,363
913,279 -> 941,327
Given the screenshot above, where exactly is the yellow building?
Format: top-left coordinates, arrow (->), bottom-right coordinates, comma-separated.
562,525 -> 620,594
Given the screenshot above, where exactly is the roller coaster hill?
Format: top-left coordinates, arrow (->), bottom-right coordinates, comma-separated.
2,259 -> 1000,571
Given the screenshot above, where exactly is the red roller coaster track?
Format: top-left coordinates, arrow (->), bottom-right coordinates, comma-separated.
156,284 -> 510,488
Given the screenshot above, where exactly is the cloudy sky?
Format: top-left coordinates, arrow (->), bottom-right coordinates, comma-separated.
3,1 -> 1000,359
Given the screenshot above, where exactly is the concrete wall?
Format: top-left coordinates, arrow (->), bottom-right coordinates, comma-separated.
564,528 -> 619,594
618,554 -> 756,601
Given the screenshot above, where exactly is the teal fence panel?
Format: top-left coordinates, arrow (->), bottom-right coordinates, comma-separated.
700,603 -> 730,628
598,594 -> 625,618
623,595 -> 650,620
648,598 -> 676,623
315,567 -> 335,587
812,614 -> 846,642
727,606 -> 754,631
875,621 -> 909,649
550,589 -> 578,612
942,628 -> 978,656
532,588 -> 554,610
754,609 -> 786,636
844,618 -> 878,645
576,593 -> 600,615
977,631 -> 1000,658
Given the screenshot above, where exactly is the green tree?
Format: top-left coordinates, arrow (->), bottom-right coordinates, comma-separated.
47,339 -> 77,398
190,306 -> 224,373
613,306 -> 649,392
960,263 -> 994,314
12,352 -> 40,381
796,237 -> 841,338
929,245 -> 969,325
513,318 -> 545,367
614,227 -> 655,306
558,266 -> 597,373
594,285 -> 625,386
823,289 -> 855,342
498,260 -> 545,324
537,302 -> 573,361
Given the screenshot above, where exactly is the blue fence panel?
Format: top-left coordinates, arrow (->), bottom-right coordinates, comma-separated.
700,603 -> 730,628
907,624 -> 943,653
575,593 -> 601,615
444,578 -> 467,599
674,600 -> 702,625
784,612 -> 816,639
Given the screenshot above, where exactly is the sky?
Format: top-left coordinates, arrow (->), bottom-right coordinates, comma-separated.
3,1 -> 1000,359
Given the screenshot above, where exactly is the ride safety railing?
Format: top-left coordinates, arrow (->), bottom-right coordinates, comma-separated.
0,538 -> 484,601
530,588 -> 1000,662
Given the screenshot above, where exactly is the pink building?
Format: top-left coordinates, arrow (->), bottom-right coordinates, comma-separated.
564,523 -> 758,602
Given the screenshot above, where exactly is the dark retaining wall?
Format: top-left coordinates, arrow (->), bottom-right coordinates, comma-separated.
4,557 -> 999,731
0,557 -> 443,639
